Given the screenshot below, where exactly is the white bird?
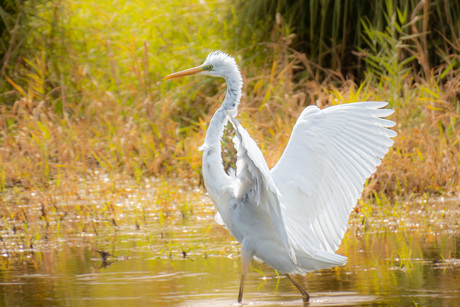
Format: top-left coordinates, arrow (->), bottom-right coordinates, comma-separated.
163,51 -> 396,304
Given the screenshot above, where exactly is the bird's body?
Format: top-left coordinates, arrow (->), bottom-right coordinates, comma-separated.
163,51 -> 396,304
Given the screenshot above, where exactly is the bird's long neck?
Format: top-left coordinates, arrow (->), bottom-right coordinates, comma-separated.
221,75 -> 242,117
202,70 -> 242,150
200,69 -> 242,204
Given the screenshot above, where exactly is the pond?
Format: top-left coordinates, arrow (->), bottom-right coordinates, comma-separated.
0,177 -> 459,306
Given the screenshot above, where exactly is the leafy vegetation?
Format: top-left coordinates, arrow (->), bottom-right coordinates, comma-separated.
0,0 -> 459,203
232,0 -> 460,80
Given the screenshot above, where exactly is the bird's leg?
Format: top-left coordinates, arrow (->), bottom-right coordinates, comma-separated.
238,238 -> 255,304
286,274 -> 310,303
237,272 -> 246,304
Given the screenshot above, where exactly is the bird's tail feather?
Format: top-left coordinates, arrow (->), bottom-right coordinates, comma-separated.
295,249 -> 347,272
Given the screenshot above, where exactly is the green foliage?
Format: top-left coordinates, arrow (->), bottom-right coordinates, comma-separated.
0,0 -> 35,96
1,0 -> 236,107
233,0 -> 460,80
359,1 -> 417,105
0,0 -> 238,188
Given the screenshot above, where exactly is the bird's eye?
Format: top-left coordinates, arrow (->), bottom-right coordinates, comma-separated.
204,65 -> 214,71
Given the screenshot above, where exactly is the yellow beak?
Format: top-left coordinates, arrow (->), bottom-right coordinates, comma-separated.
162,65 -> 204,80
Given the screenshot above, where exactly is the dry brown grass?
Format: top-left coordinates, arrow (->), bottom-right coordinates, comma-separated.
1,51 -> 459,200
1,0 -> 459,203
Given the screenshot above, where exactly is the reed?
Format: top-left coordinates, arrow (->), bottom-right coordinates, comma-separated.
232,0 -> 460,80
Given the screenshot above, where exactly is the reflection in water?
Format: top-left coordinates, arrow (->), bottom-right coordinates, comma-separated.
0,179 -> 458,306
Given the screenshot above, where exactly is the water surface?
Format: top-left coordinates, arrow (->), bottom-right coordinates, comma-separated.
1,179 -> 458,306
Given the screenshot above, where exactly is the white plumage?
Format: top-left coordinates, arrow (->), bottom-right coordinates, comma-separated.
163,51 -> 396,304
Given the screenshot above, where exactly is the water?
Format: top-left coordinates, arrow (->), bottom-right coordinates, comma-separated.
0,179 -> 459,306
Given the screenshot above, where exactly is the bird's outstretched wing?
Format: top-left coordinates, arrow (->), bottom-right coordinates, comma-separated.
228,116 -> 296,263
270,102 -> 396,255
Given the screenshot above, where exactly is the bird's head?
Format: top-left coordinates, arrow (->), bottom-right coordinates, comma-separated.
162,51 -> 240,81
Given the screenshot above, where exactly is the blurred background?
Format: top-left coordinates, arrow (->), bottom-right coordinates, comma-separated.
0,0 -> 459,306
1,0 -> 459,194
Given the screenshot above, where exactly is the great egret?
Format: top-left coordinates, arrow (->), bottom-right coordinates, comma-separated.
163,51 -> 396,304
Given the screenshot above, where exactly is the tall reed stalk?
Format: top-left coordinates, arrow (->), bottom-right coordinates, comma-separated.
232,0 -> 460,80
